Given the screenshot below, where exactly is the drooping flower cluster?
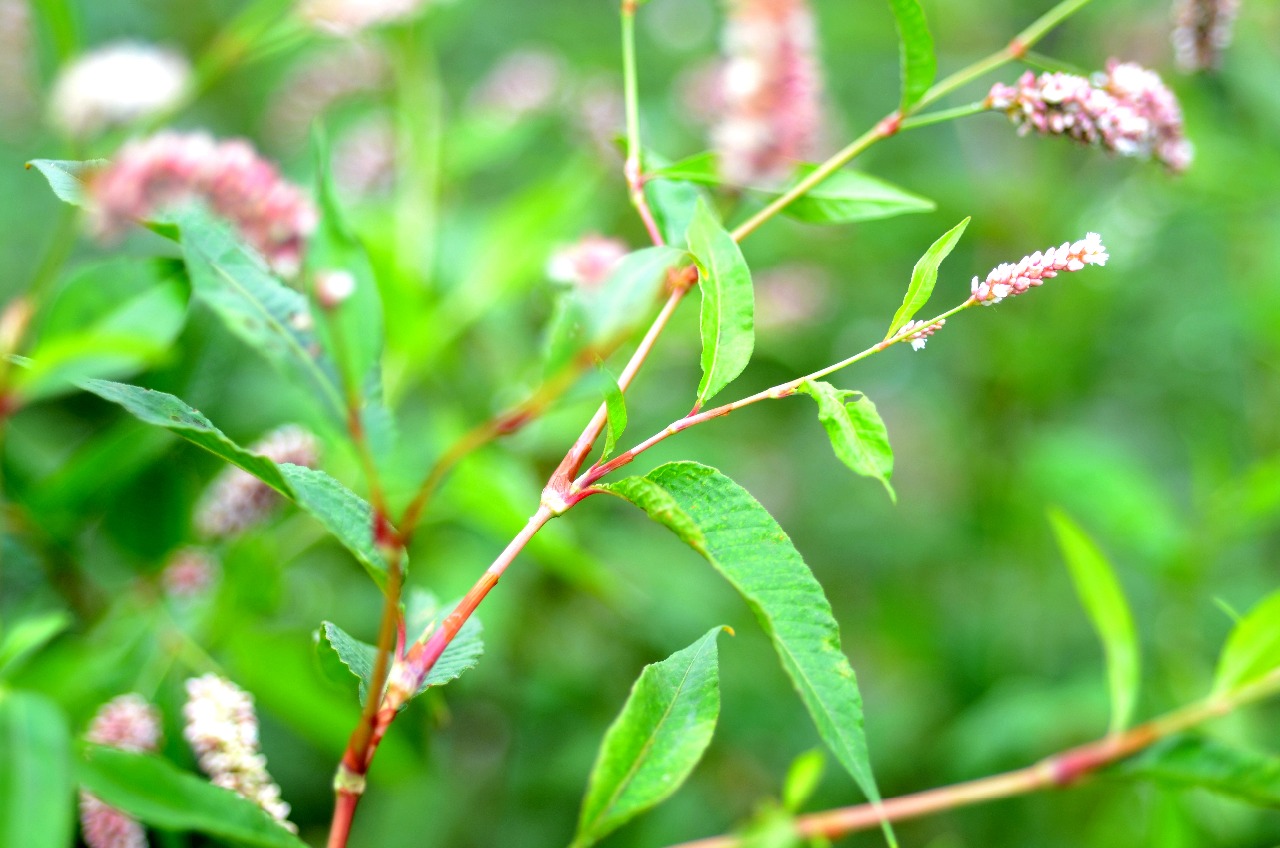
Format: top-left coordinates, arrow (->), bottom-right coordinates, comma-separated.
547,234 -> 629,289
713,0 -> 823,185
1172,0 -> 1240,72
900,318 -> 946,351
297,0 -> 433,35
183,675 -> 295,830
88,132 -> 317,275
971,232 -> 1109,306
50,42 -> 190,138
80,695 -> 162,848
162,546 -> 220,600
986,61 -> 1192,173
194,425 -> 319,539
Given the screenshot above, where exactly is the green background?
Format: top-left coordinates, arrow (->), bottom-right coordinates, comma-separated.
3,0 -> 1280,845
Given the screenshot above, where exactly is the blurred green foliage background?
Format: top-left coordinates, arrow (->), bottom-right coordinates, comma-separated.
3,0 -> 1280,845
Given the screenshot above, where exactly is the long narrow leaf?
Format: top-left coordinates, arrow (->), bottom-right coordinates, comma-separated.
0,691 -> 73,848
884,0 -> 937,110
602,463 -> 885,811
1049,509 -> 1140,733
1212,589 -> 1280,697
574,627 -> 725,847
687,200 -> 754,407
885,217 -> 969,339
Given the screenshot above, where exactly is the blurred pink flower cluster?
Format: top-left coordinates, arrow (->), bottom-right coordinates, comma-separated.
194,425 -> 319,539
1172,0 -> 1240,72
987,61 -> 1192,173
183,675 -> 295,829
546,234 -> 629,289
971,232 -> 1109,305
89,132 -> 317,275
714,0 -> 822,185
80,695 -> 162,848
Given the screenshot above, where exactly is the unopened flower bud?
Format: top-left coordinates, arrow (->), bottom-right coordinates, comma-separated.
900,318 -> 945,351
971,232 -> 1109,306
314,269 -> 356,309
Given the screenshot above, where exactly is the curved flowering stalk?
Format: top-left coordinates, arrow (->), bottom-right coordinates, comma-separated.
87,132 -> 317,276
80,695 -> 162,848
986,62 -> 1192,173
183,675 -> 295,830
970,232 -> 1109,305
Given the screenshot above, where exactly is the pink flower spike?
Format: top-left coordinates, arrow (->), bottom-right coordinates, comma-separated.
546,234 -> 629,289
88,132 -> 316,275
80,695 -> 162,848
971,233 -> 1108,306
900,318 -> 945,351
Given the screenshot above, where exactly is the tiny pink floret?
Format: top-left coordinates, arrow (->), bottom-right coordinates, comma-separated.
971,232 -> 1108,306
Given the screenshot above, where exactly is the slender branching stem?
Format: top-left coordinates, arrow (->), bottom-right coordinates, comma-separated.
666,668 -> 1280,848
899,102 -> 989,132
621,0 -> 665,247
578,299 -> 976,488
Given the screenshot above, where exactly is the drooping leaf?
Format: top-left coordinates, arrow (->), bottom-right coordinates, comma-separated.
1049,509 -> 1140,734
884,0 -> 937,110
25,158 -> 104,206
602,463 -> 885,810
687,200 -> 754,408
0,690 -> 73,848
1116,734 -> 1280,807
598,364 -> 628,460
309,131 -> 385,397
77,379 -> 393,588
652,155 -> 935,226
0,610 -> 71,679
573,627 -> 725,848
1212,589 -> 1280,697
885,217 -> 969,340
16,258 -> 189,402
77,744 -> 306,848
771,166 -> 935,226
797,381 -> 895,501
174,207 -> 347,426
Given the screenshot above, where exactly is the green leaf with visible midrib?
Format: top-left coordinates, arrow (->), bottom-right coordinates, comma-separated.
1049,510 -> 1140,734
687,200 -> 754,407
884,0 -> 937,110
77,379 -> 392,588
1117,735 -> 1280,807
574,627 -> 725,848
1212,589 -> 1280,697
175,208 -> 347,427
885,217 -> 969,340
0,690 -> 73,848
26,158 -> 104,206
76,745 -> 306,848
797,381 -> 895,502
602,463 -> 885,813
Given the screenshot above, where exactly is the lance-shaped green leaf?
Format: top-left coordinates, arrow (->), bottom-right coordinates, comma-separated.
884,0 -> 936,110
25,158 -> 103,206
16,257 -> 189,402
1212,589 -> 1280,697
653,155 -> 935,226
598,364 -> 628,461
309,131 -> 385,397
602,463 -> 885,811
687,200 -> 754,407
885,217 -> 969,340
77,379 -> 393,588
0,610 -> 71,679
797,381 -> 895,502
77,745 -> 306,848
1116,735 -> 1280,807
1049,509 -> 1140,734
573,627 -> 725,848
0,690 -> 73,848
174,207 -> 347,426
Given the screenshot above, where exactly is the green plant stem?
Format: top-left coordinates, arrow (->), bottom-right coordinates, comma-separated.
899,102 -> 988,132
578,299 -> 976,488
666,668 -> 1280,848
621,0 -> 664,247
